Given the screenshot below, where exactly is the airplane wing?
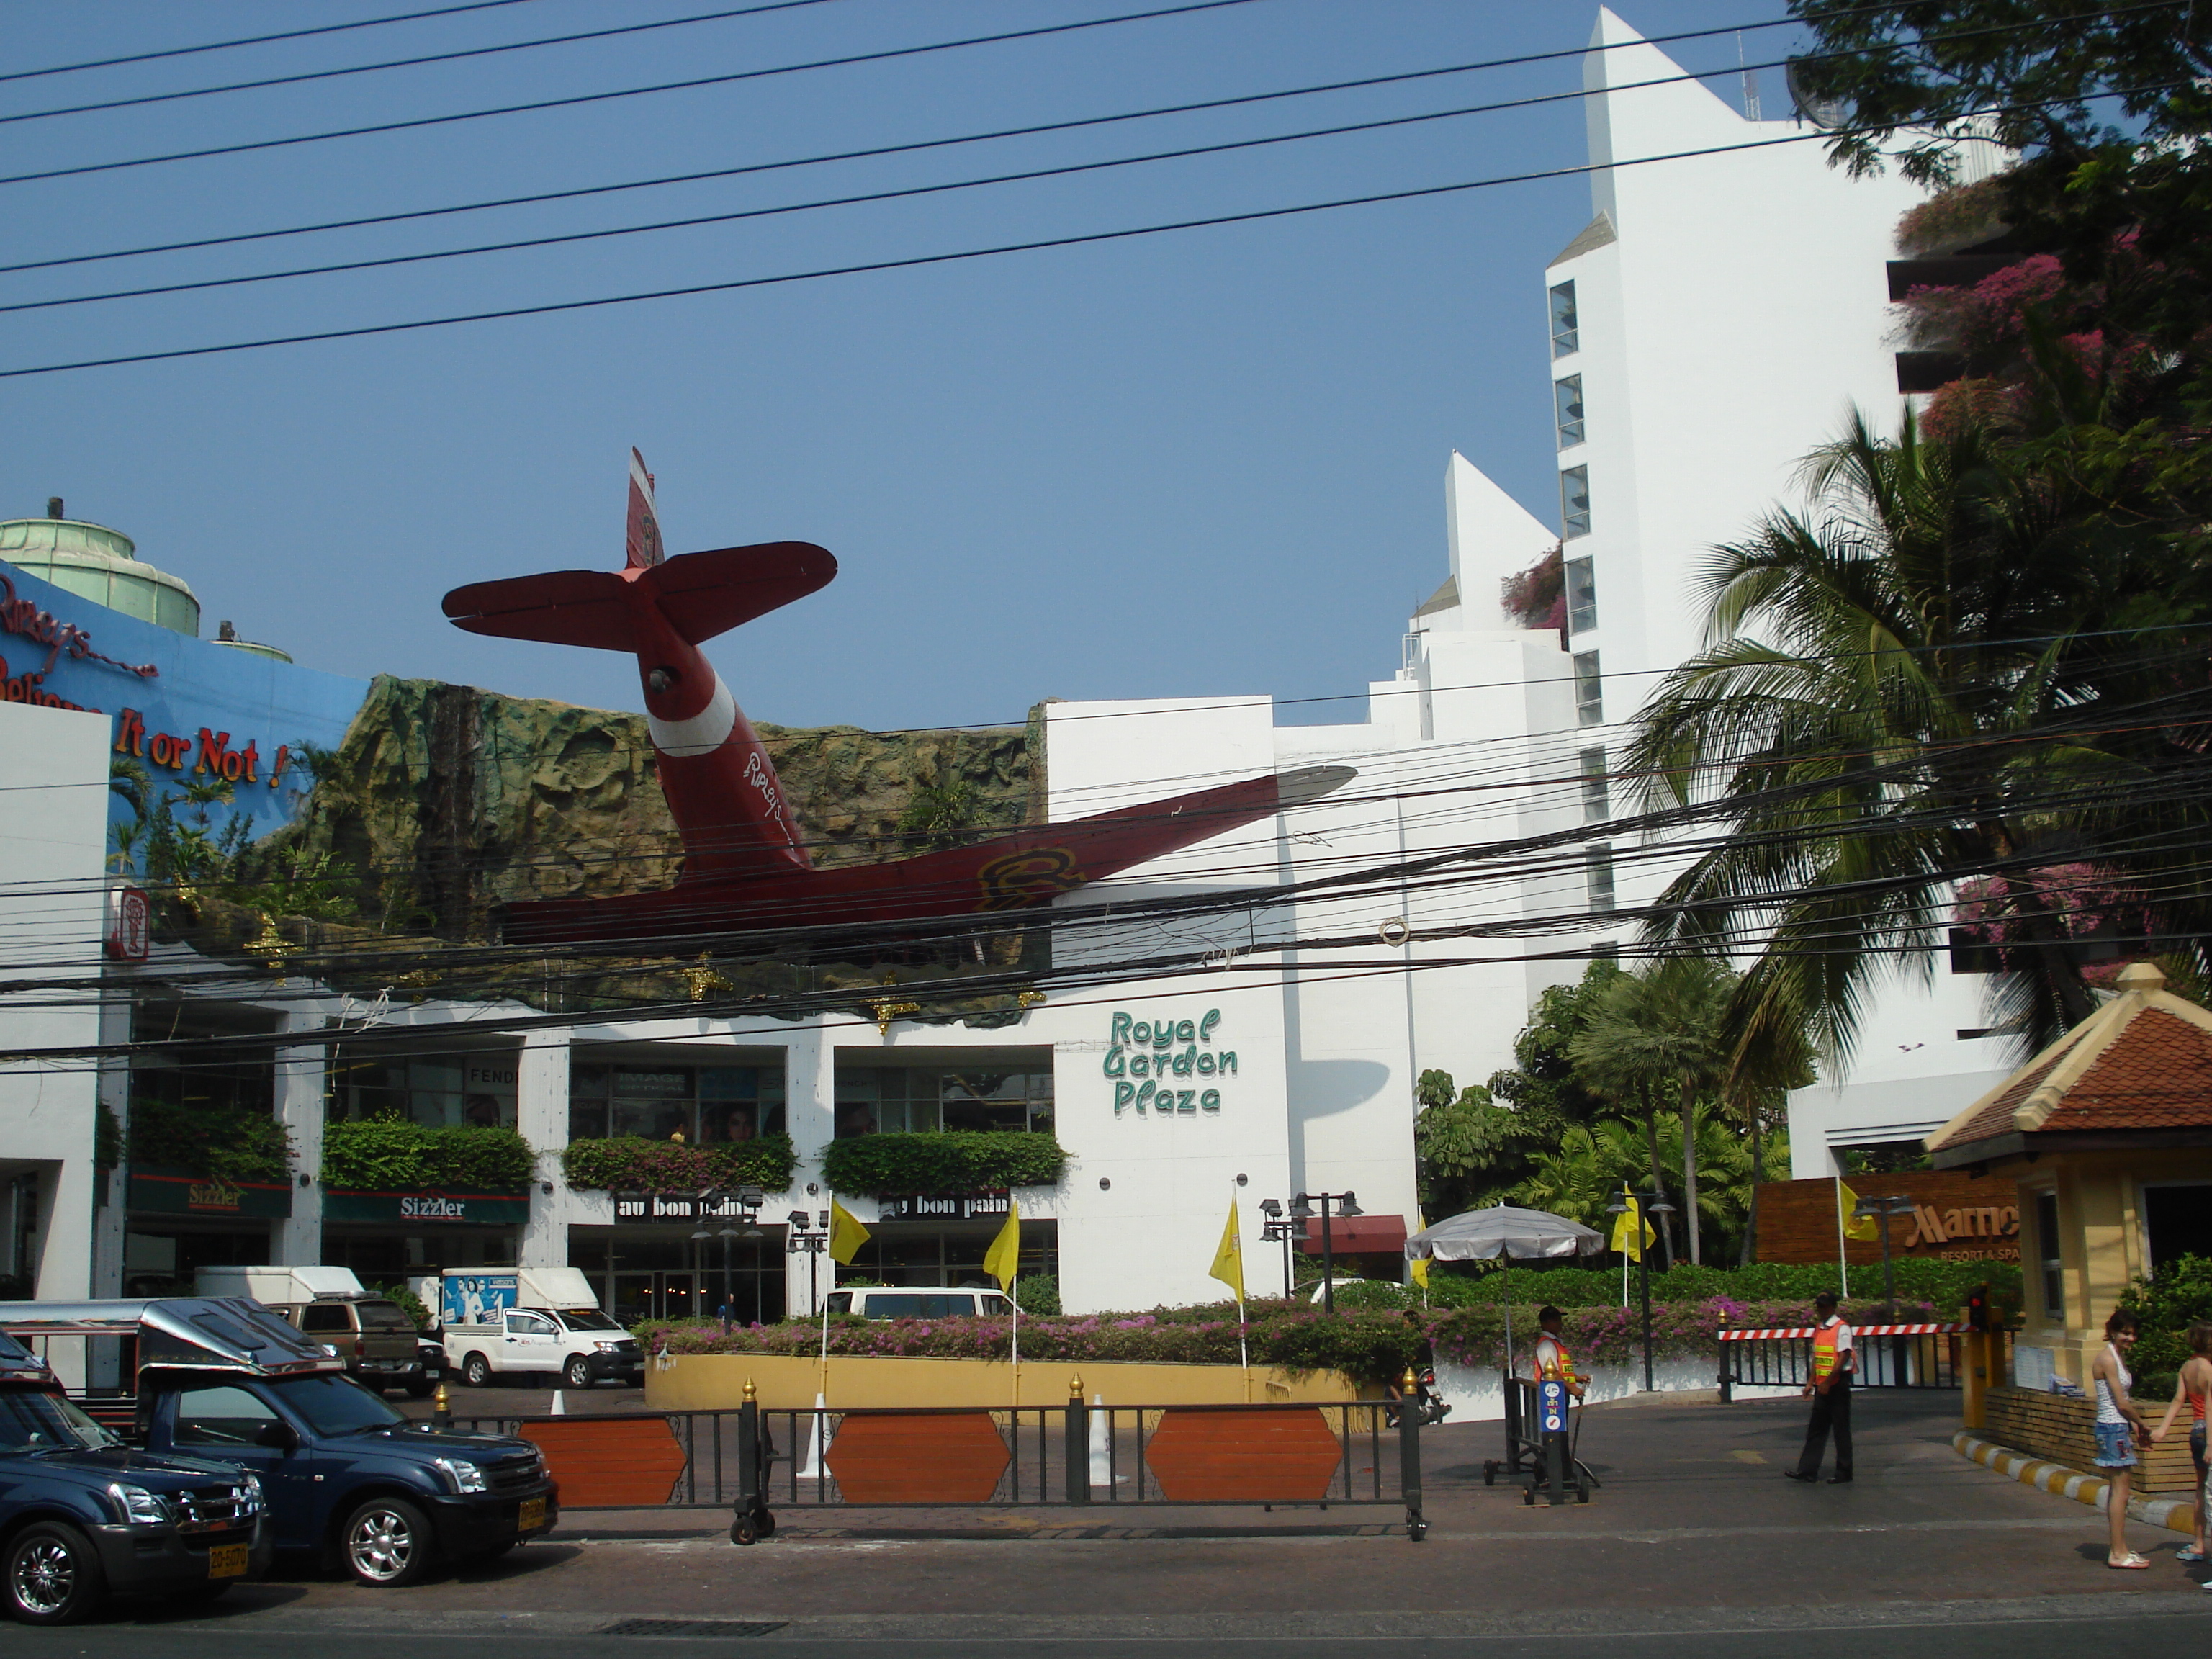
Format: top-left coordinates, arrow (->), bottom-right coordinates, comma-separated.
443,543 -> 836,651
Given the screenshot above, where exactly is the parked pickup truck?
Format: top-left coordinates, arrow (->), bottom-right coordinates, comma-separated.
0,1299 -> 558,1590
0,1326 -> 270,1625
429,1270 -> 642,1390
196,1267 -> 429,1398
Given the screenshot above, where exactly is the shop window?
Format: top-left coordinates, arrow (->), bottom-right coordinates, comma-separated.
1550,280 -> 1578,357
1578,747 -> 1610,823
1585,845 -> 1617,914
833,1062 -> 1054,1138
567,1059 -> 786,1144
327,1047 -> 521,1130
2036,1190 -> 2062,1318
1573,651 -> 1604,728
1555,374 -> 1585,448
1560,468 -> 1591,541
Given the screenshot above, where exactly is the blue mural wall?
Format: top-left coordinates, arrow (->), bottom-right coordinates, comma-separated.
0,560 -> 369,859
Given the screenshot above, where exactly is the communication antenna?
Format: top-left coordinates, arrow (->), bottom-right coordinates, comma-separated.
1738,32 -> 1762,122
1786,57 -> 1851,130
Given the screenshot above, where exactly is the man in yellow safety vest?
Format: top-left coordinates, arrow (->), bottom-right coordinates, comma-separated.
1532,1305 -> 1586,1400
1785,1290 -> 1855,1485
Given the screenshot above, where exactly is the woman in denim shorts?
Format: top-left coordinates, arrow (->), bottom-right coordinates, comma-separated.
2092,1308 -> 2152,1569
2151,1320 -> 2212,1571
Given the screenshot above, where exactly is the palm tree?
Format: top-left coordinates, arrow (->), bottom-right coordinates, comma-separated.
1625,408 -> 2180,1064
1568,956 -> 1735,1265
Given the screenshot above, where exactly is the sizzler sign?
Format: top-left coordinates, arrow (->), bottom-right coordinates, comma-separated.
1102,1007 -> 1233,1115
399,1195 -> 469,1220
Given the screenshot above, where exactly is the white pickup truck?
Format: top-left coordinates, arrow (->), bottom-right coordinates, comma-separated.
427,1269 -> 644,1390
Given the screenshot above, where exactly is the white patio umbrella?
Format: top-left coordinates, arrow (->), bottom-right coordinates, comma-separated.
1405,1203 -> 1606,1375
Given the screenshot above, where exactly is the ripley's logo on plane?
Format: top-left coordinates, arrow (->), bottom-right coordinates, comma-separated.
439,451 -> 1358,950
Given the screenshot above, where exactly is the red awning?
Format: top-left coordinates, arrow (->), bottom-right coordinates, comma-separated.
1299,1215 -> 1408,1255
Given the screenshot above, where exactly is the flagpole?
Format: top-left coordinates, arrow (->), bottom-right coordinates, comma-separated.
1833,1174 -> 1850,1299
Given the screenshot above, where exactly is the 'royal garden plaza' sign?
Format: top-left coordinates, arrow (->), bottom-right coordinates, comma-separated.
1102,1008 -> 1234,1115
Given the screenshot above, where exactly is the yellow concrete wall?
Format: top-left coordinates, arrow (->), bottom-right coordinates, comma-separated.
644,1353 -> 1367,1411
2013,1150 -> 2212,1382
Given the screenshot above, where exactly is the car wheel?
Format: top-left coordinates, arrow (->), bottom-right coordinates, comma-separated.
6,1521 -> 107,1625
562,1356 -> 593,1390
341,1496 -> 437,1588
463,1352 -> 491,1388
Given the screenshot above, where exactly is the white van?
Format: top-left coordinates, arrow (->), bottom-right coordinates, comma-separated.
822,1286 -> 1011,1320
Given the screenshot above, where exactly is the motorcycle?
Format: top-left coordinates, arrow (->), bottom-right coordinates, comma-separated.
1384,1367 -> 1451,1428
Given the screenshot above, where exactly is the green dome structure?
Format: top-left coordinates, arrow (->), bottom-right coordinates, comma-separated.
0,502 -> 201,637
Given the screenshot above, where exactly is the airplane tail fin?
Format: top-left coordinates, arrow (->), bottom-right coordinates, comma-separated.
626,448 -> 665,570
443,542 -> 837,652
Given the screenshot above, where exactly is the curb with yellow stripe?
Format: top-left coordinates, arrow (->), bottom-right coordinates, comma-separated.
1952,1430 -> 2195,1533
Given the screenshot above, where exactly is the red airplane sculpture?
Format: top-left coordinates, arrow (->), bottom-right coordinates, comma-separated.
441,452 -> 1352,948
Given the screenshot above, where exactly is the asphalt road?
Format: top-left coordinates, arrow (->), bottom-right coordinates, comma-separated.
9,1390 -> 2208,1653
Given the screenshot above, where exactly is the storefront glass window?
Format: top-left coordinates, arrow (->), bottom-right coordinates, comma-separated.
832,1063 -> 1053,1138
327,1044 -> 521,1128
567,1058 -> 786,1143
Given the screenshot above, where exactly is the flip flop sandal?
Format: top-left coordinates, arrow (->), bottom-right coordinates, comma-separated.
2108,1554 -> 2151,1570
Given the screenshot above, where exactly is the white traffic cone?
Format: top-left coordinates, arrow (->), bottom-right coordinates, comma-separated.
796,1392 -> 827,1479
1088,1393 -> 1113,1488
549,1389 -> 566,1416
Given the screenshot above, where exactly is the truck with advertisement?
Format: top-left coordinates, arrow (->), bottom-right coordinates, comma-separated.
0,1299 -> 557,1591
421,1269 -> 642,1390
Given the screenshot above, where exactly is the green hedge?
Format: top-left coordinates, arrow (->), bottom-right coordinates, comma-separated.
820,1132 -> 1066,1196
1414,1258 -> 2020,1316
560,1134 -> 798,1193
130,1098 -> 292,1185
321,1119 -> 535,1190
2119,1254 -> 2212,1400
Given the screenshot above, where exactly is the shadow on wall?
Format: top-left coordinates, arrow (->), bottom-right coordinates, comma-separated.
1287,1058 -> 1392,1120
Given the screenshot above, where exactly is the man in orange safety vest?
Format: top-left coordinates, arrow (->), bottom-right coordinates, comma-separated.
1785,1290 -> 1855,1484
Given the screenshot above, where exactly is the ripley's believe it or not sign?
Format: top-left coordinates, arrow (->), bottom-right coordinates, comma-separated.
1102,1008 -> 1235,1115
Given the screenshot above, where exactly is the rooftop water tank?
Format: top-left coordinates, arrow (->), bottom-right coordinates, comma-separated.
0,500 -> 200,637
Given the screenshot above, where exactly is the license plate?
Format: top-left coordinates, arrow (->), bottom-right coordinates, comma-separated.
207,1543 -> 248,1580
518,1497 -> 546,1532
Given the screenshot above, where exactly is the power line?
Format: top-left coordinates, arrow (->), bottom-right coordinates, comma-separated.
0,50 -> 1828,317
0,1 -> 847,123
0,0 -> 1269,190
0,0 -> 544,85
6,76 -> 2182,381
4,0 -> 2176,279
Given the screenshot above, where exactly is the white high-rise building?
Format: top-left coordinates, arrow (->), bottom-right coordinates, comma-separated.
1434,9 -> 2015,1175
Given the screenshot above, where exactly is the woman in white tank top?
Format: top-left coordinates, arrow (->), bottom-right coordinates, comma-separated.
2090,1308 -> 2151,1569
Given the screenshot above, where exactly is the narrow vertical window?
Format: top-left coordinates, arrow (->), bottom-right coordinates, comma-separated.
1564,554 -> 1596,633
2036,1190 -> 2063,1318
1550,280 -> 1578,357
1578,746 -> 1610,823
1554,374 -> 1585,448
1585,845 -> 1616,914
1573,651 -> 1604,727
1560,467 -> 1591,539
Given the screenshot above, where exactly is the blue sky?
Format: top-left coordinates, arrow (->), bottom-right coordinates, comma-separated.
0,1 -> 1829,732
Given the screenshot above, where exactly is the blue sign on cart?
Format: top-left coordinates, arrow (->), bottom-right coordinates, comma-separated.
1539,1378 -> 1568,1434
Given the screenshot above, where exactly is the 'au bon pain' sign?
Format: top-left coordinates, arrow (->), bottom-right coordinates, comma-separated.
1102,1008 -> 1236,1115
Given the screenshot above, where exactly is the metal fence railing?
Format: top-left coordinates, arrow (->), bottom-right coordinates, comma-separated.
1717,1323 -> 1982,1401
451,1393 -> 1428,1545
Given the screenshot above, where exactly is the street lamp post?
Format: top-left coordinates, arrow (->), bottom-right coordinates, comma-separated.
1292,1191 -> 1363,1316
731,1184 -> 765,1327
1604,1190 -> 1679,1392
1853,1192 -> 1917,1383
1257,1199 -> 1296,1299
786,1210 -> 829,1313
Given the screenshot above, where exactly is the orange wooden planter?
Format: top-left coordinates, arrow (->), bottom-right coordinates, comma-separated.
520,1418 -> 688,1506
1146,1408 -> 1343,1502
824,1411 -> 1010,1503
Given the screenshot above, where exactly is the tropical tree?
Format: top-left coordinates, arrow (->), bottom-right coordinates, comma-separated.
1509,1113 -> 1786,1264
1568,956 -> 1735,1266
1624,408 -> 2203,1064
1413,1071 -> 1539,1217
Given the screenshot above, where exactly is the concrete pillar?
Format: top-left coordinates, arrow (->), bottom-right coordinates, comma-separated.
272,1010 -> 327,1265
89,987 -> 132,1302
516,1029 -> 572,1270
783,1022 -> 832,1316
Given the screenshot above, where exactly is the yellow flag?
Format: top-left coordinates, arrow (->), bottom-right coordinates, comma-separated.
1208,1195 -> 1246,1301
984,1197 -> 1022,1292
1408,1210 -> 1430,1290
1838,1179 -> 1878,1242
1609,1186 -> 1655,1262
827,1198 -> 872,1266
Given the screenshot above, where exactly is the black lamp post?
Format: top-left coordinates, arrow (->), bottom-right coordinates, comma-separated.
786,1210 -> 828,1313
1292,1191 -> 1362,1316
1258,1198 -> 1296,1299
1604,1190 -> 1678,1392
1852,1194 -> 1915,1318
